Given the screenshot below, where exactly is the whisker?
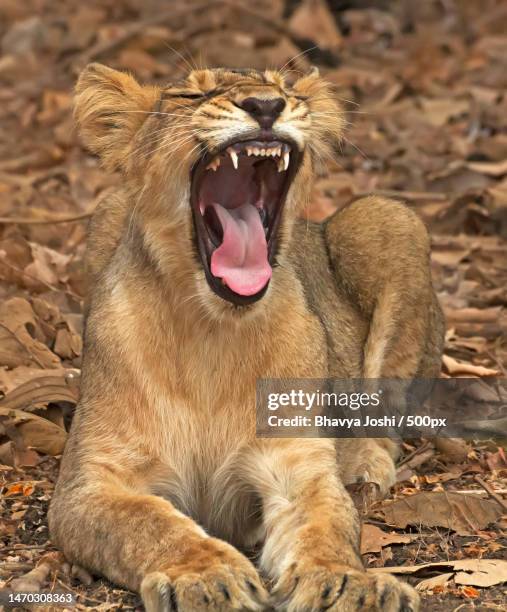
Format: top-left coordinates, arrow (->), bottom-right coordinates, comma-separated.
315,95 -> 361,108
278,45 -> 319,75
164,42 -> 197,74
130,128 -> 199,158
137,133 -> 199,161
341,135 -> 370,160
132,127 -> 201,160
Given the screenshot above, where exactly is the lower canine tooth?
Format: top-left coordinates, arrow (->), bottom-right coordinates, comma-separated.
283,151 -> 290,171
228,148 -> 239,169
277,157 -> 284,172
206,158 -> 219,171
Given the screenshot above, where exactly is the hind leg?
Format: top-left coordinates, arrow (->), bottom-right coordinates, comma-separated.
326,197 -> 444,494
325,196 -> 444,380
336,438 -> 397,496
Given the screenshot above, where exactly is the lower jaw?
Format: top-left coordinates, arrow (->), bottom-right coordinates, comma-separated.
205,271 -> 271,306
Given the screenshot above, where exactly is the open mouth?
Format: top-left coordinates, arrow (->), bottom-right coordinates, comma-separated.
191,136 -> 301,305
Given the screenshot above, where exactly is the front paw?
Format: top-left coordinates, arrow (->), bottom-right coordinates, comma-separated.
141,539 -> 268,611
272,562 -> 419,611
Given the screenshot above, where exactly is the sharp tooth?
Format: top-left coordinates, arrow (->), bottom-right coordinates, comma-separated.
229,148 -> 238,169
277,157 -> 284,172
283,151 -> 290,171
206,157 -> 220,171
276,146 -> 282,157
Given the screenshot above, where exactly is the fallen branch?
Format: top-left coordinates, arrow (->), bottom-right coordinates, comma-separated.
0,211 -> 92,225
397,440 -> 433,468
355,189 -> 448,202
474,475 -> 507,512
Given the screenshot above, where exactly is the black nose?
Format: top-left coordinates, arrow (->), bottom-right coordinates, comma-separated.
239,97 -> 286,128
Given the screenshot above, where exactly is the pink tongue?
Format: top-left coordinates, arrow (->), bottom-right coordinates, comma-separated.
210,203 -> 272,296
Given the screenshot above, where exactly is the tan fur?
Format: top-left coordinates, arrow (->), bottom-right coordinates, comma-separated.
49,64 -> 444,611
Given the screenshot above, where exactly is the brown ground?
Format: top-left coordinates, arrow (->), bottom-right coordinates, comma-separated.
0,1 -> 506,610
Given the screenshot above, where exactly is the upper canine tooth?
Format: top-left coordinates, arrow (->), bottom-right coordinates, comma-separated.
228,148 -> 239,169
283,151 -> 290,170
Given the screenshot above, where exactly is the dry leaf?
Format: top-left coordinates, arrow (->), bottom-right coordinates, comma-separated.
378,491 -> 502,535
454,559 -> 507,588
415,572 -> 453,592
289,0 -> 342,50
53,325 -> 82,359
0,407 -> 67,455
0,440 -> 40,467
433,438 -> 469,463
442,354 -> 500,377
4,481 -> 34,496
466,159 -> 507,177
24,242 -> 72,290
0,297 -> 60,369
460,585 -> 480,598
373,559 -> 507,588
360,524 -> 413,554
0,369 -> 79,411
419,98 -> 469,127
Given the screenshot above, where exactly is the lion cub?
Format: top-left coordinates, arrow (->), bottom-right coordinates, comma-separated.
49,64 -> 444,611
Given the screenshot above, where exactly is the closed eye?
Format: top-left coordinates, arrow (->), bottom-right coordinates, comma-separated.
162,89 -> 221,101
163,92 -> 207,100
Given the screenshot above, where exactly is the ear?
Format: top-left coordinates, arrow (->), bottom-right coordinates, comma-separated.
74,63 -> 160,171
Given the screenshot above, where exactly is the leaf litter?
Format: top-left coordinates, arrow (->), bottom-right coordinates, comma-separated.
0,0 -> 506,610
